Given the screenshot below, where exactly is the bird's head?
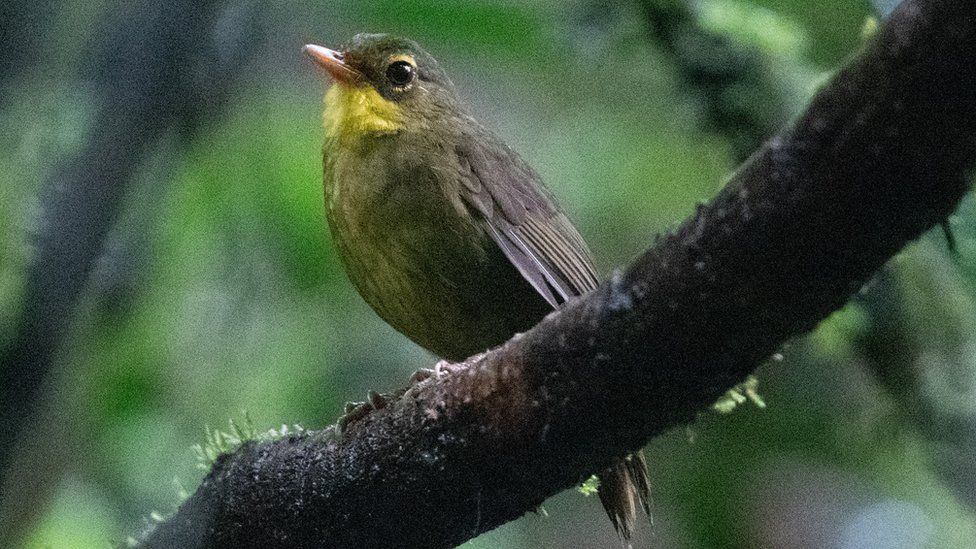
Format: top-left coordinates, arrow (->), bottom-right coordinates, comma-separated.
305,34 -> 460,140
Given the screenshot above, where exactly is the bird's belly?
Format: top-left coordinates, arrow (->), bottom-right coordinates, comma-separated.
332,212 -> 548,361
325,136 -> 551,360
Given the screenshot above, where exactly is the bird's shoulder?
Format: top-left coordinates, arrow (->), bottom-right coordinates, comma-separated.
449,117 -> 600,304
450,119 -> 558,224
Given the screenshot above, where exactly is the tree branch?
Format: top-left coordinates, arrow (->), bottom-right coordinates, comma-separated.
141,0 -> 976,547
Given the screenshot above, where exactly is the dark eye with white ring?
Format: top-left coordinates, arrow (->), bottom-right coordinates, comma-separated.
385,61 -> 415,87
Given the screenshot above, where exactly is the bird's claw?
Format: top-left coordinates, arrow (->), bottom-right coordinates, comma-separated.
433,359 -> 465,376
408,360 -> 466,386
409,368 -> 435,384
336,391 -> 392,434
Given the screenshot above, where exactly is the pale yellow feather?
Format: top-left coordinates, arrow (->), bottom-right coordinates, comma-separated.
323,84 -> 404,141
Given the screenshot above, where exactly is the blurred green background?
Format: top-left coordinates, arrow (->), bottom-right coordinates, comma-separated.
2,0 -> 975,547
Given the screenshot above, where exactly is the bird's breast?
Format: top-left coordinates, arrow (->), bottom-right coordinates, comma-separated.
324,136 -> 529,358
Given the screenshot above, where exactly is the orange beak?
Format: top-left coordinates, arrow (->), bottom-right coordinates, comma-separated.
303,44 -> 362,84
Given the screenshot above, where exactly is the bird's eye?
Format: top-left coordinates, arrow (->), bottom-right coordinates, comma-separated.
385,61 -> 415,87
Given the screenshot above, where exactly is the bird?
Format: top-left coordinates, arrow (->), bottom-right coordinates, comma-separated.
305,33 -> 650,539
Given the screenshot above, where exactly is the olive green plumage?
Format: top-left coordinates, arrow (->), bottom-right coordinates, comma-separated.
312,33 -> 650,539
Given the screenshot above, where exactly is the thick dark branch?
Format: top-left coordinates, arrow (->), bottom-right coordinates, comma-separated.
142,1 -> 976,547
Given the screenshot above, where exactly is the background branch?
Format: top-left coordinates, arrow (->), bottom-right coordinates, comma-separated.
633,0 -> 795,159
141,0 -> 976,547
0,1 -> 261,544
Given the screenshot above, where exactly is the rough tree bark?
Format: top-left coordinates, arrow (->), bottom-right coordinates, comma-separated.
141,0 -> 976,547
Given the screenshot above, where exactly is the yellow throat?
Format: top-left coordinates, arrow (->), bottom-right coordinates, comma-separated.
323,84 -> 404,141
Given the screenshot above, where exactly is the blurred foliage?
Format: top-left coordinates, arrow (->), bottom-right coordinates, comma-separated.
2,0 -> 975,548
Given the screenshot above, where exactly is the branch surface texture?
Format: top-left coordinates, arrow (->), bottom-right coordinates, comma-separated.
142,0 -> 976,546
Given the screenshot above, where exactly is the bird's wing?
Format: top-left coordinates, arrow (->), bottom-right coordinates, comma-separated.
455,128 -> 599,307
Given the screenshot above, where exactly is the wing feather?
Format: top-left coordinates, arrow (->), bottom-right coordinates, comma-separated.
456,128 -> 599,304
486,224 -> 562,307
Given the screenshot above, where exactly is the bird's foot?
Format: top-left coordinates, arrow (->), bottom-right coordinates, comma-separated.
335,390 -> 390,434
408,359 -> 468,385
434,359 -> 467,376
408,368 -> 435,384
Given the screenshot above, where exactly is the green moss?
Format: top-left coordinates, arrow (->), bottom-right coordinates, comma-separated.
713,375 -> 767,414
193,413 -> 306,470
577,475 -> 601,496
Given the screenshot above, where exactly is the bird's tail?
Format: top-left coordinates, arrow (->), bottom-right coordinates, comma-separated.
597,450 -> 651,541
